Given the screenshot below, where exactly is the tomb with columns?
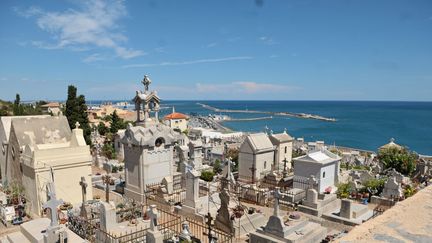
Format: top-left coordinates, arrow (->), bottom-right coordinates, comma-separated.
121,75 -> 182,203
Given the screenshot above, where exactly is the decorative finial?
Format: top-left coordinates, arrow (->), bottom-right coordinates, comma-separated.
390,138 -> 395,143
172,106 -> 175,113
75,121 -> 80,129
142,75 -> 152,92
284,128 -> 287,134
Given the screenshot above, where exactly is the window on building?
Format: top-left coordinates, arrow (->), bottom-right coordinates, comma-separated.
322,171 -> 326,178
285,146 -> 287,154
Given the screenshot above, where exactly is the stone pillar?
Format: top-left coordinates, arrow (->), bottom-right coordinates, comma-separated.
340,199 -> 352,219
185,169 -> 201,209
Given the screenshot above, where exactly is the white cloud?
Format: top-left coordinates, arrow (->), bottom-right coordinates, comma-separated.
122,56 -> 253,68
196,82 -> 299,94
206,42 -> 218,48
17,0 -> 144,59
83,53 -> 108,63
259,36 -> 278,45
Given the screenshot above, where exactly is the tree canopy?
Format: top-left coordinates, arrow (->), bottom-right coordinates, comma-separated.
378,147 -> 418,176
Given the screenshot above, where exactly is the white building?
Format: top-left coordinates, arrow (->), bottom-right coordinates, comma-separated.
7,116 -> 92,216
238,133 -> 275,184
121,76 -> 181,202
163,107 -> 188,132
293,149 -> 341,193
0,115 -> 50,184
269,130 -> 293,171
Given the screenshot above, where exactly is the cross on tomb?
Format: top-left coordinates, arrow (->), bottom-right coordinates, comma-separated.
43,183 -> 64,227
147,205 -> 159,231
273,187 -> 281,217
102,174 -> 111,203
308,175 -> 317,190
79,176 -> 87,203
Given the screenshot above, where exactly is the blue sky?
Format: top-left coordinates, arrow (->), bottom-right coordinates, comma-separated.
0,0 -> 431,101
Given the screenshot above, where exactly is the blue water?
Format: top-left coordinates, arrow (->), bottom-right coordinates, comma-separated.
91,100 -> 432,155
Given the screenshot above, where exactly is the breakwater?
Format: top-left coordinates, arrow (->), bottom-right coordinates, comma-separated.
197,103 -> 337,122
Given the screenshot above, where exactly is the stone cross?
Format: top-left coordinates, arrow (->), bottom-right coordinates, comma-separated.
147,205 -> 159,231
43,183 -> 64,227
273,187 -> 281,217
79,177 -> 87,203
102,174 -> 111,203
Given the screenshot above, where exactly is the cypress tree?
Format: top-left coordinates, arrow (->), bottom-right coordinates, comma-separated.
13,94 -> 24,115
77,95 -> 91,145
110,110 -> 121,134
65,85 -> 91,145
65,86 -> 78,126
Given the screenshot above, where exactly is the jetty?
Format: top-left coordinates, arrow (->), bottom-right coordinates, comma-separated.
197,103 -> 337,122
225,116 -> 273,122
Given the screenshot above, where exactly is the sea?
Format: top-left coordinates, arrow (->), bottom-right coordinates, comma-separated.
89,100 -> 432,155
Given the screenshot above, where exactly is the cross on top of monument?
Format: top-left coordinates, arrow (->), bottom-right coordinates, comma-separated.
43,183 -> 64,227
273,187 -> 281,217
102,174 -> 111,203
142,75 -> 152,92
79,176 -> 87,203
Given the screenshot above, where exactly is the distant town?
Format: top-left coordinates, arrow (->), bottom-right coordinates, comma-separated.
0,75 -> 430,243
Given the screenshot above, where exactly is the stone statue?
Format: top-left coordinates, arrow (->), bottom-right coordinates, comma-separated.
142,75 -> 152,92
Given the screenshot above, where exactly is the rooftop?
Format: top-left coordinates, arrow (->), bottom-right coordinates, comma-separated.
164,112 -> 188,120
294,148 -> 340,164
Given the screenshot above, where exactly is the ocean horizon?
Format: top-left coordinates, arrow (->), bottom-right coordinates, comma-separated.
87,100 -> 432,155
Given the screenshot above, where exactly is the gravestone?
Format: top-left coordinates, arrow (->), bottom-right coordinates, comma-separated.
340,199 -> 353,219
306,188 -> 318,204
43,183 -> 69,243
215,188 -> 234,235
99,201 -> 117,231
184,168 -> 201,212
79,177 -> 88,218
146,205 -> 163,243
382,176 -> 402,199
263,187 -> 291,238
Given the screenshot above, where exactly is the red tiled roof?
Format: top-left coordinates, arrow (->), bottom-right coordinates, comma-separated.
164,112 -> 188,120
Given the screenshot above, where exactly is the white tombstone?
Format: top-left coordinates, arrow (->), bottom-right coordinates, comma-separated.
340,199 -> 353,219
306,188 -> 318,204
184,168 -> 201,210
146,205 -> 163,243
99,201 -> 117,231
